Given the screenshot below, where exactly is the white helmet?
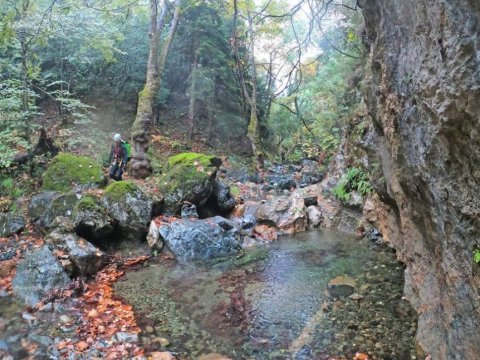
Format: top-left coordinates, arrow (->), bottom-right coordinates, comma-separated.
113,133 -> 122,141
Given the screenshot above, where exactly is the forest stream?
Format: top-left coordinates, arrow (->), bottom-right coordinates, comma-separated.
115,231 -> 418,360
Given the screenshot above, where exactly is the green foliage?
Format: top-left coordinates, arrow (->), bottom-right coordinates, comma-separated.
42,153 -> 105,192
332,167 -> 373,201
474,249 -> 480,264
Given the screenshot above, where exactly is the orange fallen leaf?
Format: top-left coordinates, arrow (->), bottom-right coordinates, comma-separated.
76,341 -> 89,351
354,353 -> 369,360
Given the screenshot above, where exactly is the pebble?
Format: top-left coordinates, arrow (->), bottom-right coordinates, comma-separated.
145,325 -> 155,334
153,337 -> 170,347
59,315 -> 72,324
349,293 -> 364,300
115,332 -> 138,343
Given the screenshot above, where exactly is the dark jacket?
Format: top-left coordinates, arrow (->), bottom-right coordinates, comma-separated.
108,142 -> 128,165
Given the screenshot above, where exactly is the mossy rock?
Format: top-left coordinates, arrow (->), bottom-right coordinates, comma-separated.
72,195 -> 113,241
166,152 -> 222,170
158,164 -> 216,214
101,181 -> 152,241
42,153 -> 105,192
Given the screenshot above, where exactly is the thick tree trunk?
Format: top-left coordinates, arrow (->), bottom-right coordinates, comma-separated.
188,40 -> 199,139
130,0 -> 180,179
246,14 -> 264,170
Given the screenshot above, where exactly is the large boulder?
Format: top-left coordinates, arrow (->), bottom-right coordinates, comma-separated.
46,225 -> 108,276
158,153 -> 220,214
0,211 -> 25,237
72,195 -> 114,240
102,181 -> 152,241
12,246 -> 72,307
29,191 -> 79,229
254,194 -> 307,233
158,217 -> 242,263
42,153 -> 105,192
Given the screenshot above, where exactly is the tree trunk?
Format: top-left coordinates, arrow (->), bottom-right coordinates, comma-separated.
130,0 -> 180,179
188,39 -> 199,139
246,14 -> 264,170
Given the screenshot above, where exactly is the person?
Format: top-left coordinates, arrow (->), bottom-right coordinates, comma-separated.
108,133 -> 128,181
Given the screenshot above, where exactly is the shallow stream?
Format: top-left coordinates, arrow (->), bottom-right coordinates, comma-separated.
114,231 -> 417,359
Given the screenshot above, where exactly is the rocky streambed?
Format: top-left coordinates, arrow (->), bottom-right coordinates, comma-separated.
114,231 -> 418,360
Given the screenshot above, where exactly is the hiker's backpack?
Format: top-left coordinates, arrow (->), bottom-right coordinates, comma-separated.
122,140 -> 132,160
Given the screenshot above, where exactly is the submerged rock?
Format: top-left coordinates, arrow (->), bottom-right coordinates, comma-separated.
12,246 -> 72,307
158,217 -> 242,263
327,275 -> 356,298
102,181 -> 152,241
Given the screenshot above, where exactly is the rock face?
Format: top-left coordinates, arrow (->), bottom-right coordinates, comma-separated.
12,246 -> 72,307
209,181 -> 236,214
158,217 -> 242,263
102,181 -> 152,241
359,1 -> 480,357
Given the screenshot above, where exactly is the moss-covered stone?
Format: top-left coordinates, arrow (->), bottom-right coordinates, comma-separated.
158,164 -> 215,214
72,195 -> 113,241
104,181 -> 138,202
167,152 -> 221,170
101,181 -> 152,241
42,153 -> 105,192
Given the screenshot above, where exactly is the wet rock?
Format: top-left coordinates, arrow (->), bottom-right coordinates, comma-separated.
147,221 -> 163,251
102,181 -> 152,241
0,212 -> 25,237
345,191 -> 363,209
198,353 -> 233,360
29,191 -> 79,229
306,206 -> 322,228
150,352 -> 176,360
159,218 -> 242,263
71,195 -> 113,240
255,195 -> 307,233
115,332 -> 138,343
12,246 -> 72,307
209,181 -> 236,214
327,275 -> 356,298
303,196 -> 318,207
46,226 -> 107,276
181,202 -> 198,219
265,175 -> 296,190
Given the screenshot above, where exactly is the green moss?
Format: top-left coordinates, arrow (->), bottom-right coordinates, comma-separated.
42,153 -> 105,192
167,152 -> 220,169
230,185 -> 240,197
73,195 -> 102,213
104,181 -> 138,201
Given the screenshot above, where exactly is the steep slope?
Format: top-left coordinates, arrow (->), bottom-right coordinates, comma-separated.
359,0 -> 480,358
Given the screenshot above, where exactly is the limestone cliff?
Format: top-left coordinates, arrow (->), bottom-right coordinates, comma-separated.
359,0 -> 480,358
